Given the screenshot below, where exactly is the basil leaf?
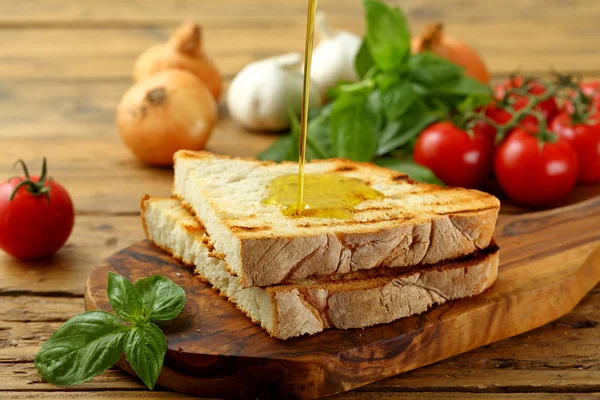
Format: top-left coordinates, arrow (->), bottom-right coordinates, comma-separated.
34,311 -> 128,386
257,135 -> 295,162
330,93 -> 381,161
367,89 -> 382,116
408,52 -> 463,87
437,75 -> 493,96
456,93 -> 493,115
306,115 -> 333,160
355,39 -> 375,79
381,80 -> 418,120
375,71 -> 400,91
377,102 -> 438,155
124,323 -> 167,390
134,275 -> 186,322
107,272 -> 145,323
375,157 -> 444,185
363,0 -> 410,71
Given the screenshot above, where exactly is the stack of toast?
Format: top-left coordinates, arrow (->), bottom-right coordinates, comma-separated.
142,151 -> 500,339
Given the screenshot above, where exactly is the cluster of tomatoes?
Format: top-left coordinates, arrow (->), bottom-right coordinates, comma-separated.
414,76 -> 600,206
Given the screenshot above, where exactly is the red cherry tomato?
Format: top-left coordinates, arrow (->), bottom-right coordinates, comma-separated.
494,77 -> 559,124
485,103 -> 512,126
0,159 -> 74,260
580,82 -> 600,101
550,112 -> 600,184
564,81 -> 600,117
494,129 -> 578,207
473,103 -> 512,139
414,121 -> 495,188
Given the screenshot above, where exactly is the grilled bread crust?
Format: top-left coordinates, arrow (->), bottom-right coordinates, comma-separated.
142,197 -> 499,340
173,151 -> 500,287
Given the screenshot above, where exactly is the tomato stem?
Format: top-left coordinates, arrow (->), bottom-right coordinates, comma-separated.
13,159 -> 31,180
553,72 -> 597,125
465,77 -> 556,144
9,158 -> 51,203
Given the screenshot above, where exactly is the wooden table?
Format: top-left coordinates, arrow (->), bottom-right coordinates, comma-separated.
1,1 -> 599,399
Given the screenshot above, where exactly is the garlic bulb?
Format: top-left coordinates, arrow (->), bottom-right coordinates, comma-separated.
227,53 -> 323,132
310,12 -> 361,93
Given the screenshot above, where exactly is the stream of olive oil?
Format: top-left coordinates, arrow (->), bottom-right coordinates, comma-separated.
296,0 -> 318,213
262,0 -> 383,219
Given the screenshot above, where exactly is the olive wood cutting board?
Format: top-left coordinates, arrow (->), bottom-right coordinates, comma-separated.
85,194 -> 600,400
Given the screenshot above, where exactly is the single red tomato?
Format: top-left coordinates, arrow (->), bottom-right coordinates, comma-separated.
414,121 -> 495,188
494,76 -> 559,123
0,159 -> 74,260
550,112 -> 600,184
494,128 -> 578,207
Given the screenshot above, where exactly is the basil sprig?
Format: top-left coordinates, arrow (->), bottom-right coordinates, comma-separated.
259,0 -> 493,184
35,272 -> 186,390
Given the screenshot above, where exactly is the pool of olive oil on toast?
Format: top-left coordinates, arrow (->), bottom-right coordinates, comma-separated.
263,0 -> 383,219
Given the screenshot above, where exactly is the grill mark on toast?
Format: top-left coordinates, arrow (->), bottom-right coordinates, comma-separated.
208,250 -> 226,260
182,223 -> 203,233
200,235 -> 215,252
391,173 -> 408,182
354,206 -> 395,212
295,214 -> 412,228
332,165 -> 357,172
436,205 -> 499,215
176,150 -> 275,168
400,186 -> 442,195
230,225 -> 270,232
223,263 -> 239,277
402,195 -> 494,213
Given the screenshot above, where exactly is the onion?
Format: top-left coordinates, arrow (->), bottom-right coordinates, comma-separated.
411,23 -> 490,84
117,70 -> 217,166
133,21 -> 222,99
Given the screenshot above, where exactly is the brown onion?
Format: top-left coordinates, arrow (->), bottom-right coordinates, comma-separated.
117,70 -> 217,166
133,21 -> 222,99
411,23 -> 490,84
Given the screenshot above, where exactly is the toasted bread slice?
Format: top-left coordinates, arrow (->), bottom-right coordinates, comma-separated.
173,151 -> 500,287
142,196 -> 499,340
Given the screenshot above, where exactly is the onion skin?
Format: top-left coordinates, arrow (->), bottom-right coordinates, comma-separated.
133,21 -> 222,99
411,23 -> 490,84
117,70 -> 217,166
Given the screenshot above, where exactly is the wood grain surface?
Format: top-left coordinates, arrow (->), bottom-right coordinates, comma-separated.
2,0 -> 600,399
83,195 -> 600,399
